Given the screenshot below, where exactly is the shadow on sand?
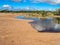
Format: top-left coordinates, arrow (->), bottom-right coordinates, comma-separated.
30,24 -> 60,33
29,23 -> 60,33
38,29 -> 60,33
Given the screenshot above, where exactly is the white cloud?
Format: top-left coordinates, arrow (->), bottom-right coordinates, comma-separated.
13,0 -> 27,2
31,0 -> 60,4
13,0 -> 21,2
3,5 -> 12,9
24,0 -> 26,2
26,7 -> 30,10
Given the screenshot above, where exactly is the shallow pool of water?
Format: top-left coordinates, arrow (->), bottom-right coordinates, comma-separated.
16,16 -> 40,20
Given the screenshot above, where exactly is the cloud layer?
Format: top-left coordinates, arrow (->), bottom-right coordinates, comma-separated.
31,0 -> 60,4
12,0 -> 60,4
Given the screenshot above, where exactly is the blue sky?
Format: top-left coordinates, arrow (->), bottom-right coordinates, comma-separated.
0,0 -> 60,11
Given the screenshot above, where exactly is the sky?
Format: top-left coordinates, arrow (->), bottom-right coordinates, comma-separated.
0,0 -> 60,11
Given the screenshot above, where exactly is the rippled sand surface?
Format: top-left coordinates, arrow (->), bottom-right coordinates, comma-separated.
0,13 -> 60,45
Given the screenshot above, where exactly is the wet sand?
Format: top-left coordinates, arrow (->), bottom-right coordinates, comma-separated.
0,13 -> 60,45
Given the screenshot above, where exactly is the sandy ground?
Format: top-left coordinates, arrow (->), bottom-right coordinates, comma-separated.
0,13 -> 60,45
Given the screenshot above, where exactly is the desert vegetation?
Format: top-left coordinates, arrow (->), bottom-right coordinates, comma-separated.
0,9 -> 60,23
0,9 -> 59,16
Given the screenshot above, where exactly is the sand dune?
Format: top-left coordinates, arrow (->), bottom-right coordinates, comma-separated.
0,13 -> 60,45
